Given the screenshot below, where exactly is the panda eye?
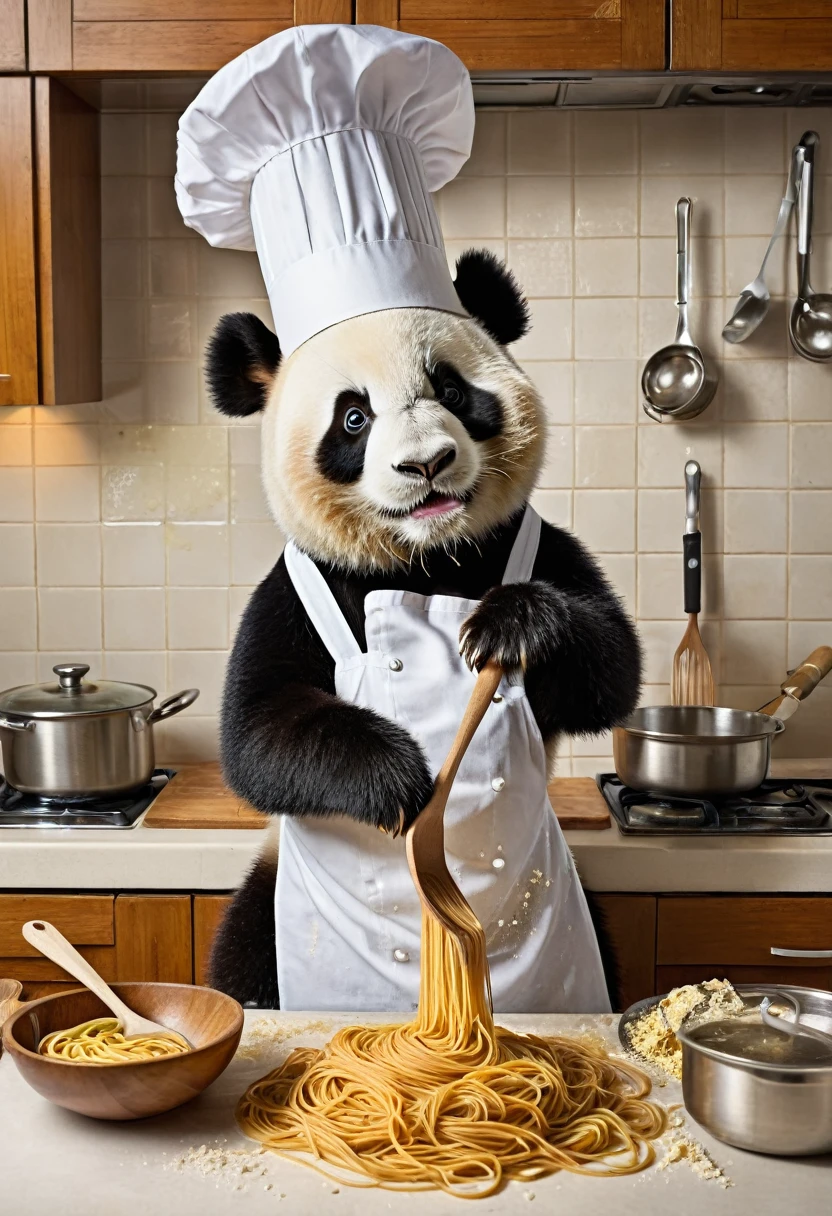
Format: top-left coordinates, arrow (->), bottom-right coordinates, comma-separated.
343,407 -> 368,435
440,379 -> 465,409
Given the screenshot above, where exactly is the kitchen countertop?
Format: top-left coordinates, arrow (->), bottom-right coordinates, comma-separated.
2,1009 -> 829,1216
1,761 -> 831,894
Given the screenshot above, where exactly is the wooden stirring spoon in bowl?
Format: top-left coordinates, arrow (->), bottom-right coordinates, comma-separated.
22,920 -> 192,1048
406,660 -> 503,951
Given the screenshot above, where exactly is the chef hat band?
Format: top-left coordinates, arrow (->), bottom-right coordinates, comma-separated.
176,25 -> 475,355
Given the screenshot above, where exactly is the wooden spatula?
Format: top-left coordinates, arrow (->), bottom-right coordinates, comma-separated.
671,460 -> 715,707
21,920 -> 191,1047
405,660 -> 503,951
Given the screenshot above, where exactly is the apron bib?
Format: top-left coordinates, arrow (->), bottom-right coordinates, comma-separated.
277,506 -> 610,1014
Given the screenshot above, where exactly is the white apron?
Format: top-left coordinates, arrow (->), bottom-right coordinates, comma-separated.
277,506 -> 610,1014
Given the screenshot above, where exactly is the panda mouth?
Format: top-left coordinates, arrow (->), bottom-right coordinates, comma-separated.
409,491 -> 466,520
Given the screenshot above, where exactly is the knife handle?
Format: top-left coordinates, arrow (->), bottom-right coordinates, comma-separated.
683,532 -> 702,615
783,646 -> 832,701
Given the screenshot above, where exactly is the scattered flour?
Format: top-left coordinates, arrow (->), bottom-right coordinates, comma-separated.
167,1143 -> 282,1193
236,1016 -> 334,1061
658,1131 -> 733,1188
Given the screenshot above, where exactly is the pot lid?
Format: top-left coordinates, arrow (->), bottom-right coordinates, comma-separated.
0,665 -> 156,718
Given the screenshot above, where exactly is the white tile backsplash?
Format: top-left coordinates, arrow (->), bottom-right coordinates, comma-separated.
1,107 -> 831,768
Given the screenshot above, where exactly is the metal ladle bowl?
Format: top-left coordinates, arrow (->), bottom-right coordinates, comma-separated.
642,198 -> 718,422
789,133 -> 832,363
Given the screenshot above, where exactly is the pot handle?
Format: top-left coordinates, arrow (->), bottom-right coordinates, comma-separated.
146,688 -> 199,725
0,715 -> 34,733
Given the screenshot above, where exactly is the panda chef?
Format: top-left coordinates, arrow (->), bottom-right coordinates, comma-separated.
176,25 -> 641,1016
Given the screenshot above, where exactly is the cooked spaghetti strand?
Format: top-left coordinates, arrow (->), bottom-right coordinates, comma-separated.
237,905 -> 666,1197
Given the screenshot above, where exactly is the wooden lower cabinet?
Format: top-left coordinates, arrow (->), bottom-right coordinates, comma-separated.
1,893 -> 192,1001
3,891 -> 831,1008
194,895 -> 233,987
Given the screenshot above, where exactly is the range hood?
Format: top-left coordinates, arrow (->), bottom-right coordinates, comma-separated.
471,75 -> 832,110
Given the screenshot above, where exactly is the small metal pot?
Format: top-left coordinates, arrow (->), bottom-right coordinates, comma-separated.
614,647 -> 832,797
613,704 -> 783,797
0,664 -> 199,798
678,986 -> 832,1156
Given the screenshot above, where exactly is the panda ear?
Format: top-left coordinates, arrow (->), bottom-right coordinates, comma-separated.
453,249 -> 530,346
206,313 -> 282,417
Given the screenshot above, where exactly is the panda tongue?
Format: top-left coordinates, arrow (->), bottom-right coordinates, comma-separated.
410,494 -> 463,519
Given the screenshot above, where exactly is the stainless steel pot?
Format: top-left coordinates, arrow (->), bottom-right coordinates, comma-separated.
678,985 -> 832,1156
0,664 -> 199,798
614,647 -> 832,796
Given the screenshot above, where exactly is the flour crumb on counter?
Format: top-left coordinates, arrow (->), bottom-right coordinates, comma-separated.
167,1143 -> 277,1191
658,1132 -> 733,1188
237,1016 -> 334,1060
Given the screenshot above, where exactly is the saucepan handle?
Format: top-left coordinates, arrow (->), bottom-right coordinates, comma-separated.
146,688 -> 200,725
0,715 -> 34,733
783,646 -> 832,702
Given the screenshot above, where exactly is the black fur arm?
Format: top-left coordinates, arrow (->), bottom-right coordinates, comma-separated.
459,520 -> 641,738
221,557 -> 433,832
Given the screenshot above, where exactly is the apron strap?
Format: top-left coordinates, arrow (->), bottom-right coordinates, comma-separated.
284,542 -> 363,662
501,505 -> 541,585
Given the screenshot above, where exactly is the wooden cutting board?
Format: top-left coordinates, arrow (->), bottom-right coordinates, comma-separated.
143,765 -> 610,831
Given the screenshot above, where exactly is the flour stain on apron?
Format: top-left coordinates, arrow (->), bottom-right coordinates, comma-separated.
276,506 -> 611,1014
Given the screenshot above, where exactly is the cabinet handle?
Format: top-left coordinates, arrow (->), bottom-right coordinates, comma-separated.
0,374 -> 11,381
771,946 -> 832,958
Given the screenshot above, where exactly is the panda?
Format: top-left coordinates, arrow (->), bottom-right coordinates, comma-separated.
205,248 -> 642,1010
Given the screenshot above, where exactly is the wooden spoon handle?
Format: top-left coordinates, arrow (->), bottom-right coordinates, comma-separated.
784,646 -> 832,700
432,661 -> 504,802
21,920 -> 134,1025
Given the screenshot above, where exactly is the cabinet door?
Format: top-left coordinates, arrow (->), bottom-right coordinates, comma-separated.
28,0 -> 351,72
673,0 -> 832,70
194,895 -> 233,986
0,78 -> 39,407
587,894 -> 657,1011
0,0 -> 26,69
357,0 -> 665,71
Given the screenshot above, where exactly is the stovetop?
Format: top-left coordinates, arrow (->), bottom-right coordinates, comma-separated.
597,773 -> 832,835
0,770 -> 174,829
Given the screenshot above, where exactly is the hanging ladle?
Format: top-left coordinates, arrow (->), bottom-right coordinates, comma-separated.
723,139 -> 806,344
789,132 -> 832,362
641,198 -> 718,422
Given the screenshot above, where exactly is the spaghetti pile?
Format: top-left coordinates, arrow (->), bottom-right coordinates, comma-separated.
39,1017 -> 189,1064
237,905 -> 666,1197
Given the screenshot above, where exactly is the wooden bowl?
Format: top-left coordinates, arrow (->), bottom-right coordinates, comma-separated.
1,982 -> 243,1121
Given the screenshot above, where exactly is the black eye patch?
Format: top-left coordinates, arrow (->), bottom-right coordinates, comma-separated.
316,389 -> 374,484
428,362 -> 503,442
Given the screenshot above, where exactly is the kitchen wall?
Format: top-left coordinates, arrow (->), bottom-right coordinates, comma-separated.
1,105 -> 831,771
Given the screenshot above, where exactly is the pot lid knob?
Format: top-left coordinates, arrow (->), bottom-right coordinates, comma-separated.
53,663 -> 90,692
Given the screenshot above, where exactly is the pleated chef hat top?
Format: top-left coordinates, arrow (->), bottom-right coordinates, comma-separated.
175,24 -> 475,356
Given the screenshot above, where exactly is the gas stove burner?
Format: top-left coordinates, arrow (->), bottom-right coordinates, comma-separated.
598,774 -> 832,835
0,770 -> 174,829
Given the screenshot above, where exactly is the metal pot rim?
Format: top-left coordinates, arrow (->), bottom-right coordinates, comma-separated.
677,1024 -> 832,1074
0,689 -> 156,721
616,705 -> 784,744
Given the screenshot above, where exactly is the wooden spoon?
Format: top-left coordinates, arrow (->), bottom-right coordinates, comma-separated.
0,979 -> 24,1056
21,920 -> 191,1048
406,660 -> 503,946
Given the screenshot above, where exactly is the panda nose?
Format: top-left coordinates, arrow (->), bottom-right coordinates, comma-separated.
396,447 -> 456,482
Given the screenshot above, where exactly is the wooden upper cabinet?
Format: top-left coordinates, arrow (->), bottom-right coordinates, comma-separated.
27,0 -> 352,72
356,0 -> 666,71
0,0 -> 26,70
0,76 -> 101,407
673,0 -> 832,70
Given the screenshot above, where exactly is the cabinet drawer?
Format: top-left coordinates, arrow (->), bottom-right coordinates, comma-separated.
657,965 -> 832,996
193,895 -> 232,987
657,897 -> 832,968
0,895 -> 114,956
0,946 -> 116,982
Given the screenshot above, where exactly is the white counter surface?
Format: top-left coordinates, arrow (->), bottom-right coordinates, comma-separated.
1,761 -> 831,894
2,1009 -> 829,1216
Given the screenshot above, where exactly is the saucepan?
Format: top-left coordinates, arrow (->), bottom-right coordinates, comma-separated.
0,664 -> 199,798
613,647 -> 832,797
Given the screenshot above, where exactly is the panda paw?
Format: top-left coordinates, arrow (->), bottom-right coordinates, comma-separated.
459,581 -> 570,672
354,716 -> 434,836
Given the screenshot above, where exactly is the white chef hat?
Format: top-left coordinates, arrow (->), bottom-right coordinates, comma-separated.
175,24 -> 474,356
